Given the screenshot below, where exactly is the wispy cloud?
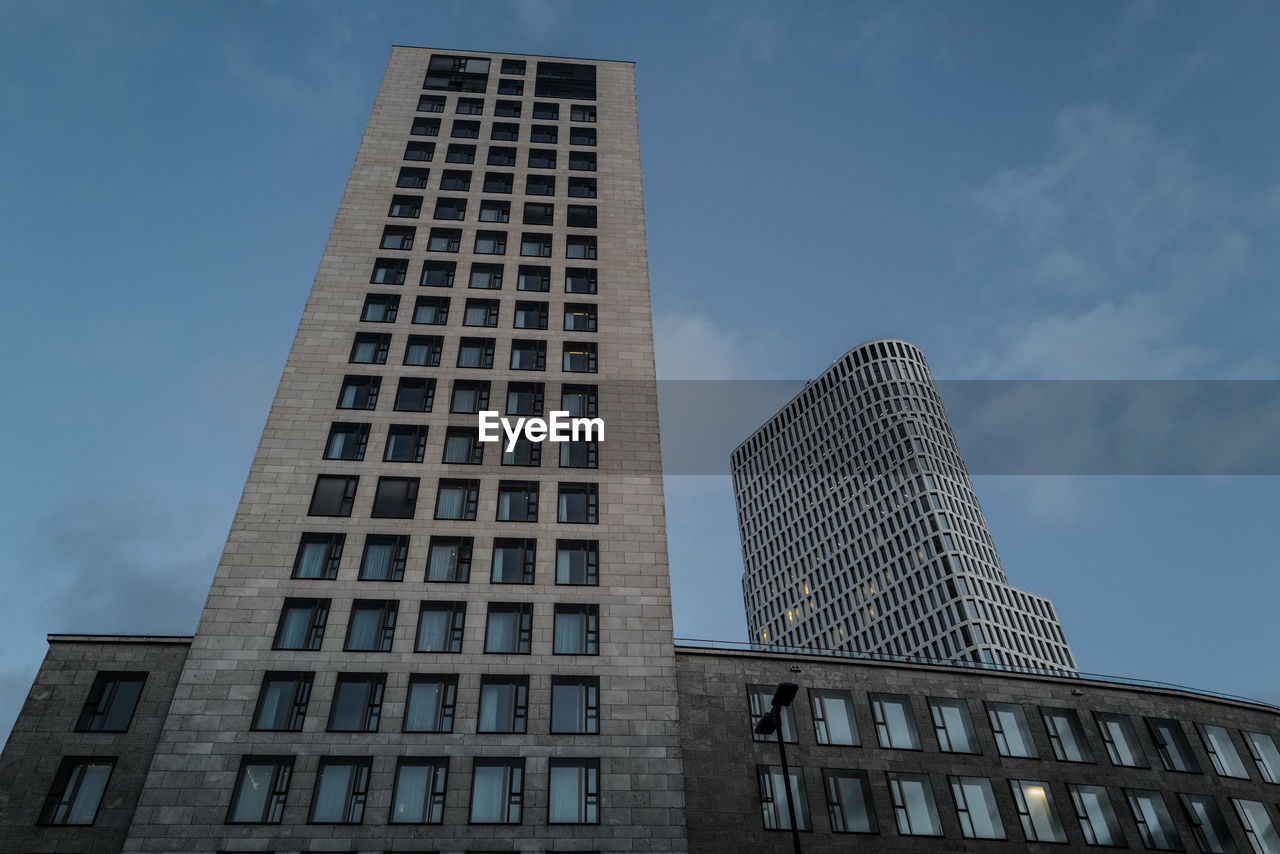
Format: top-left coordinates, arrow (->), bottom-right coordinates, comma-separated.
655,313 -> 780,379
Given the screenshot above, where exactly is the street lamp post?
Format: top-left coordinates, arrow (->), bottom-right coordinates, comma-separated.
754,681 -> 802,854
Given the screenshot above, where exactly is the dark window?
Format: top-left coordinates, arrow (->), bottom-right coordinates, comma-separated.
388,195 -> 422,218
571,104 -> 596,122
226,757 -> 291,824
491,122 -> 519,141
556,539 -> 599,585
564,303 -> 597,332
413,295 -> 450,324
380,225 -> 416,249
521,232 -> 553,257
514,300 -> 549,330
411,116 -> 440,136
450,380 -> 490,413
566,235 -> 597,259
565,267 -> 597,293
359,534 -> 409,580
456,97 -> 484,115
350,331 -> 390,363
510,339 -> 547,371
470,758 -> 523,824
405,675 -> 457,732
502,437 -> 541,467
451,120 -> 480,139
426,536 -> 473,582
495,99 -> 521,117
416,601 -> 466,652
390,758 -> 448,824
435,479 -> 480,520
394,377 -> 435,412
518,264 -> 551,291
427,227 -> 462,252
309,475 -> 358,516
252,672 -> 312,731
569,151 -> 597,171
563,342 -> 598,373
443,426 -> 484,464
420,259 -> 456,286
497,78 -> 523,95
560,383 -> 598,416
293,532 -> 344,580
439,169 -> 471,191
530,125 -> 558,144
344,600 -> 398,651
570,126 -> 597,146
487,147 -> 517,166
474,231 -> 507,255
501,58 -> 526,75
362,292 -> 400,322
558,482 -> 598,523
532,101 -> 559,120
309,757 -> 371,824
417,94 -> 445,112
527,174 -> 555,195
492,538 -> 536,583
479,199 -> 510,222
445,143 -> 476,163
463,297 -> 500,326
75,672 -> 146,732
1148,717 -> 1201,773
328,673 -> 385,731
506,381 -> 545,416
559,439 -> 597,469
433,197 -> 467,220
457,337 -> 496,368
371,258 -> 408,285
324,421 -> 369,460
524,202 -> 554,225
273,598 -> 329,650
567,205 -> 597,228
403,334 -> 443,366
484,605 -> 533,654
371,476 -> 419,518
552,604 -> 599,654
535,61 -> 597,99
750,684 -> 799,743
497,480 -> 539,521
826,769 -> 877,833
551,676 -> 599,734
478,676 -> 529,730
568,177 -> 597,198
548,758 -> 600,824
483,170 -> 514,192
403,142 -> 434,162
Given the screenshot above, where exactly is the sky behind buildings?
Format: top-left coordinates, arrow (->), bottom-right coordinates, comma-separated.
2,0 -> 1279,739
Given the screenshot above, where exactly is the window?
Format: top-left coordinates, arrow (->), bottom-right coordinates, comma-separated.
456,97 -> 484,115
1011,779 -> 1068,843
566,267 -> 597,293
1234,799 -> 1280,854
533,102 -> 559,119
501,58 -> 525,75
506,381 -> 544,415
527,174 -> 555,195
389,195 -> 422,217
308,474 -> 358,516
404,675 -> 457,732
310,758 -> 371,824
1199,723 -> 1250,778
413,295 -> 449,324
491,122 -> 519,141
529,149 -> 556,169
1246,730 -> 1280,783
421,259 -> 456,286
226,757 -> 291,824
569,151 -> 597,171
559,438 -> 596,469
561,384 -> 598,416
548,759 -> 599,825
492,538 -> 536,583
551,677 -> 599,734
359,534 -> 408,580
498,480 -> 539,521
558,482 -> 598,522
435,479 -> 479,520
987,702 -> 1038,758
403,334 -> 443,366
518,264 -> 551,291
380,226 -> 415,251
469,264 -> 504,290
523,201 -> 554,225
371,258 -> 408,286
445,143 -> 476,163
391,758 -> 447,824
570,126 -> 596,146
273,598 -> 329,650
566,235 -> 596,259
424,54 -> 490,92
450,380 -> 490,413
403,142 -> 434,162
1043,707 -> 1094,762
371,476 -> 419,518
888,772 -> 942,836
530,124 -> 558,144
1126,789 -> 1181,850
749,684 -> 797,742
327,673 -> 385,731
463,297 -> 500,327
571,104 -> 596,122
439,169 -> 471,191
758,764 -> 810,831
418,94 -> 445,112
362,293 -> 400,323
293,532 -> 344,580
514,301 -> 549,330
568,177 -> 597,198
510,339 -> 547,370
75,672 -> 146,732
1070,784 -> 1125,847
1148,718 -> 1200,773
498,78 -> 523,95
553,604 -> 598,654
824,768 -> 876,833
412,116 -> 440,136
564,303 -> 596,332
1179,793 -> 1233,853
495,98 -> 521,116
349,332 -> 390,363
451,119 -> 480,138
871,693 -> 920,749
474,230 -> 507,255
427,227 -> 462,252
535,60 -> 596,98
479,199 -> 510,222
415,601 -> 465,652
457,337 -> 496,368
470,759 -> 523,824
478,675 -> 529,730
521,232 -> 553,257
567,204 -> 596,227
433,196 -> 467,220
484,170 -> 514,191
1096,712 -> 1149,768
394,377 -> 435,412
252,672 -> 312,731
810,689 -> 859,746
426,536 -> 472,582
950,776 -> 1006,840
556,539 -> 598,585
443,426 -> 484,464
344,599 -> 397,651
929,697 -> 978,754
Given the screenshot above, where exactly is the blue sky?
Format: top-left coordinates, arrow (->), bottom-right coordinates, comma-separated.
2,0 -> 1279,739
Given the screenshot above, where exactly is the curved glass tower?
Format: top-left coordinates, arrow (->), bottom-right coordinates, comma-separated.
732,339 -> 1075,671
